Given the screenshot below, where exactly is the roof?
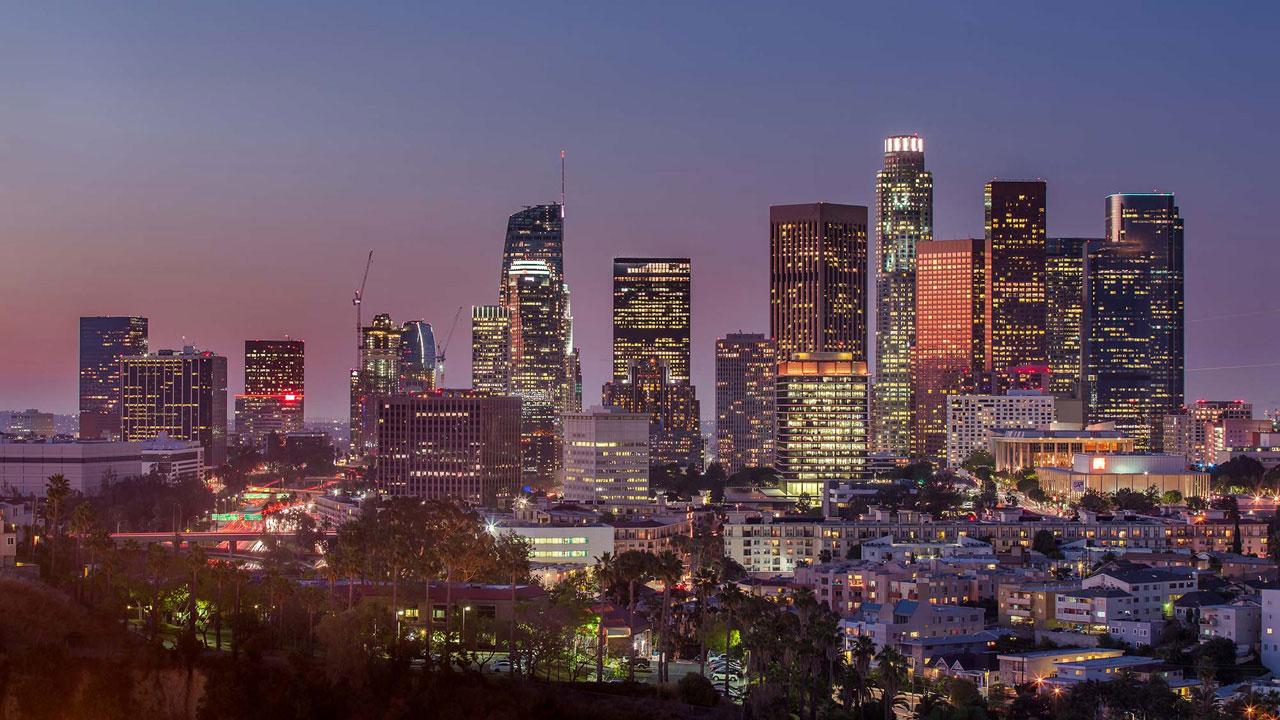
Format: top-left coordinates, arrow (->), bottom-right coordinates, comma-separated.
1062,587 -> 1132,599
1093,566 -> 1190,585
1174,590 -> 1228,608
1059,655 -> 1161,670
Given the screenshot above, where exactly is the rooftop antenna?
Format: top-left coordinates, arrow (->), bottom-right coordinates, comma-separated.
560,149 -> 566,219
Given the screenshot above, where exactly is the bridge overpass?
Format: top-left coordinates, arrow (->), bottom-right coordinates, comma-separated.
109,529 -> 335,551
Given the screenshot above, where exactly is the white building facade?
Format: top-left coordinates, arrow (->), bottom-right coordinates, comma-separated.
945,392 -> 1054,467
562,407 -> 650,509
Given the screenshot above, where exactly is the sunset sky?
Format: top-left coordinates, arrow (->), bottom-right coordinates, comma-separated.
3,2 -> 1278,420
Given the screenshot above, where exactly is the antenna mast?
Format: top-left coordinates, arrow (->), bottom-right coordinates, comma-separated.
560,149 -> 566,218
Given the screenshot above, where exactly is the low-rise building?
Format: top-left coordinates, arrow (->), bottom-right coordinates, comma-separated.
609,515 -> 692,556
839,599 -> 985,659
1263,588 -> 1280,674
1104,618 -> 1165,647
1037,453 -> 1210,500
990,424 -> 1134,473
859,534 -> 995,564
1200,601 -> 1261,655
1082,565 -> 1197,620
0,440 -> 148,495
997,647 -> 1124,686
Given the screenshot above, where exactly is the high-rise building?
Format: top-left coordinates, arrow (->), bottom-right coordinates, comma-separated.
562,406 -> 650,508
714,333 -> 777,474
1085,194 -> 1185,451
374,390 -> 520,503
603,358 -> 703,470
611,258 -> 692,383
234,339 -> 305,449
769,203 -> 869,361
774,352 -> 870,498
500,204 -> 564,304
120,347 -> 228,467
399,321 -> 437,393
471,305 -> 511,393
1045,238 -> 1095,398
79,316 -> 148,440
874,135 -> 933,455
985,181 -> 1047,391
350,313 -> 402,455
506,260 -> 568,487
913,239 -> 990,461
945,392 -> 1056,468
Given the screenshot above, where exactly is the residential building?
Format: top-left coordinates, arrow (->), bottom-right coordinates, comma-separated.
913,239 -> 989,461
774,352 -> 870,497
79,316 -> 148,440
610,514 -> 694,556
859,535 -> 995,564
1163,400 -> 1253,465
714,333 -> 776,474
1085,193 -> 1185,451
470,305 -> 511,393
1080,565 -> 1197,620
769,203 -> 869,361
840,599 -> 985,661
120,347 -> 228,467
1261,588 -> 1280,673
373,390 -> 520,504
985,181 -> 1048,391
944,392 -> 1055,467
561,406 -> 650,509
874,135 -> 932,455
1199,601 -> 1261,655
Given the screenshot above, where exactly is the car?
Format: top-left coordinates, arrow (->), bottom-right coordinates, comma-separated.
708,660 -> 743,672
626,657 -> 651,670
491,659 -> 514,672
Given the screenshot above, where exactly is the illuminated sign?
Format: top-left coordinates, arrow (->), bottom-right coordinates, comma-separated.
1091,457 -> 1107,471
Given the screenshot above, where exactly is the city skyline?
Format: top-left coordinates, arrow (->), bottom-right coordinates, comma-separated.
3,3 -> 1278,420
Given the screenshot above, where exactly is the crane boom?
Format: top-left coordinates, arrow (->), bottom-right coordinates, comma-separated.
434,305 -> 464,387
353,250 -> 373,367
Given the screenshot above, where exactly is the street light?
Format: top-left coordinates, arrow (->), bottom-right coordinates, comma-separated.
461,606 -> 472,645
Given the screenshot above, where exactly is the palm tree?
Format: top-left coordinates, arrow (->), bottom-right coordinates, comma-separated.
651,550 -> 683,683
44,473 -> 71,580
876,646 -> 908,720
615,550 -> 653,682
692,564 -> 720,676
850,635 -> 876,715
719,582 -> 746,697
69,501 -> 97,600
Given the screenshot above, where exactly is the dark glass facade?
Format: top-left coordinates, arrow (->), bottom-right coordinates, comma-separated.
715,333 -> 776,474
1045,238 -> 1095,398
235,339 -> 305,448
79,316 -> 148,440
1085,194 -> 1184,451
120,348 -> 228,467
399,321 -> 437,392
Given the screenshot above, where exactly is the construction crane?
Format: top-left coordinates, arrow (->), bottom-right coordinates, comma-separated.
434,305 -> 464,387
352,250 -> 373,367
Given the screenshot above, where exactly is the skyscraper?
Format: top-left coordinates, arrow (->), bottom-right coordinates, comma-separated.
874,135 -> 933,455
1085,193 -> 1185,450
769,203 -> 869,360
399,321 -> 437,393
715,333 -> 776,474
1045,238 -> 1095,398
79,316 -> 148,440
506,260 -> 568,487
120,347 -> 228,467
985,181 -> 1047,390
500,204 -> 564,303
234,339 -> 304,448
350,313 -> 401,455
913,239 -> 989,461
496,202 -> 580,487
471,305 -> 511,393
374,390 -> 520,503
774,352 -> 870,498
612,258 -> 692,383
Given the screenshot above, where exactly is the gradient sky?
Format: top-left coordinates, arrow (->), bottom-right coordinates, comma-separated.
3,2 -> 1279,421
